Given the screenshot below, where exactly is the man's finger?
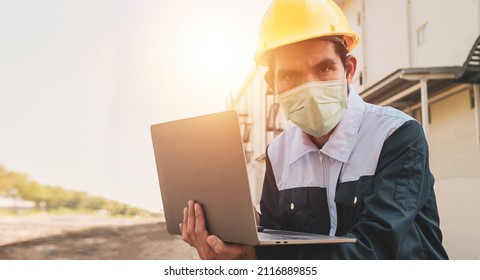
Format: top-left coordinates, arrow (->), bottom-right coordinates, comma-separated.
181,207 -> 192,245
207,235 -> 244,259
206,235 -> 225,255
207,235 -> 256,259
186,200 -> 196,239
194,203 -> 208,237
182,206 -> 187,233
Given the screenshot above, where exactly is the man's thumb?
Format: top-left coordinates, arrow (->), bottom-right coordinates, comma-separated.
207,235 -> 223,254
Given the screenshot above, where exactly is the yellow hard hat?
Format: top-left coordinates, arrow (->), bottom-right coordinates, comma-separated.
254,0 -> 360,66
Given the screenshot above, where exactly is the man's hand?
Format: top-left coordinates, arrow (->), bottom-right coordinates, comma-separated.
180,200 -> 257,260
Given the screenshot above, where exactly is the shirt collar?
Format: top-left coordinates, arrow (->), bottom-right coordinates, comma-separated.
288,85 -> 365,165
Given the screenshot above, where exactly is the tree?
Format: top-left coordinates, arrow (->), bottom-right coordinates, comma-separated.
0,165 -> 157,216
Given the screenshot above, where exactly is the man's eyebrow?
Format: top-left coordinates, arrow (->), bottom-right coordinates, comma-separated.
312,58 -> 338,69
274,57 -> 340,75
276,68 -> 300,76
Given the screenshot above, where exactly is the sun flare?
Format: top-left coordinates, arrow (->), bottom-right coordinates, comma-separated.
159,4 -> 266,113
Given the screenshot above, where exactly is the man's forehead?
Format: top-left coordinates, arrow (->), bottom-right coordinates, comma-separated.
270,39 -> 339,67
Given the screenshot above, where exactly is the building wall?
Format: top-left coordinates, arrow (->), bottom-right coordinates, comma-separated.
363,0 -> 410,87
341,0 -> 480,87
408,0 -> 480,68
429,88 -> 479,180
426,87 -> 480,259
339,0 -> 412,90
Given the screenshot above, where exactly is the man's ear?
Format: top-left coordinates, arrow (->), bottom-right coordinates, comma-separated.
345,55 -> 357,84
264,71 -> 275,91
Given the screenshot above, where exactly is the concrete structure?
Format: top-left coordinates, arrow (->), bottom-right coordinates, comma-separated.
0,196 -> 35,212
229,0 -> 480,259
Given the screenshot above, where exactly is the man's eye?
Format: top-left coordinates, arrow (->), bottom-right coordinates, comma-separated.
320,67 -> 332,73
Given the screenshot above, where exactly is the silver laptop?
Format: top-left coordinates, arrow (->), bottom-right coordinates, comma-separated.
150,110 -> 356,246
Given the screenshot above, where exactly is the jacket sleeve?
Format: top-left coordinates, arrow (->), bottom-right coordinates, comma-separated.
256,120 -> 442,259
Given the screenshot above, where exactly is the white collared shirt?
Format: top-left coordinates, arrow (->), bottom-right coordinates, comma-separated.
267,85 -> 413,235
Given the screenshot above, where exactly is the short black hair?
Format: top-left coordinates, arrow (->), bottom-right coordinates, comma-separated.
333,41 -> 349,68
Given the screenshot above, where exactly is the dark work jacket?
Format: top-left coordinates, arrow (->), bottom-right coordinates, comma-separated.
256,88 -> 448,260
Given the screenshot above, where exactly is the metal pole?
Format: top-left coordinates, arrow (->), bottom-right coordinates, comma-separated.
420,79 -> 429,140
474,83 -> 480,147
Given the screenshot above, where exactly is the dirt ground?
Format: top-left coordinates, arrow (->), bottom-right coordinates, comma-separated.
0,215 -> 199,260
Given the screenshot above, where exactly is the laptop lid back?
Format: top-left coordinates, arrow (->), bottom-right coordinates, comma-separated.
151,111 -> 259,245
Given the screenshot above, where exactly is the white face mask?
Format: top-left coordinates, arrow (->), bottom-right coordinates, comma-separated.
276,79 -> 348,137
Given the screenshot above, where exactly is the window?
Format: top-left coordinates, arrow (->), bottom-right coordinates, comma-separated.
416,22 -> 428,47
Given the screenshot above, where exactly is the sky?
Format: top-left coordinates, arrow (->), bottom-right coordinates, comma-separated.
0,0 -> 271,212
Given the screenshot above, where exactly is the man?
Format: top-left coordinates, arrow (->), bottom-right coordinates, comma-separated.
181,0 -> 448,259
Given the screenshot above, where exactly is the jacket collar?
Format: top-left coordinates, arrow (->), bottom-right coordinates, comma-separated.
288,85 -> 365,165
